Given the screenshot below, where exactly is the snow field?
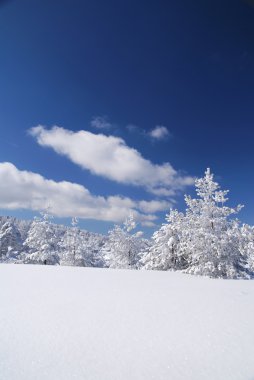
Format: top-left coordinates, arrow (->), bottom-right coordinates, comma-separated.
0,264 -> 254,380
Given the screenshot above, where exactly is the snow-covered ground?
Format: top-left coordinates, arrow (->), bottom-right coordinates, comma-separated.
0,264 -> 254,380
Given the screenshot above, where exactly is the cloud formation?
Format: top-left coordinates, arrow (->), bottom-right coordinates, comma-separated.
30,125 -> 193,196
0,162 -> 171,225
138,200 -> 172,213
148,125 -> 170,140
90,116 -> 112,129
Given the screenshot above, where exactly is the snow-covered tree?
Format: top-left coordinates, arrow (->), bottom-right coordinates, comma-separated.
103,214 -> 144,269
58,217 -> 107,267
70,217 -> 78,260
142,169 -> 250,278
79,232 -> 107,268
182,168 -> 248,278
141,209 -> 186,270
240,223 -> 254,274
0,220 -> 22,262
59,218 -> 87,266
23,208 -> 59,265
60,217 -> 77,265
0,215 -> 107,267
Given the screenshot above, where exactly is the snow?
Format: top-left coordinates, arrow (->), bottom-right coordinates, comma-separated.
0,264 -> 254,380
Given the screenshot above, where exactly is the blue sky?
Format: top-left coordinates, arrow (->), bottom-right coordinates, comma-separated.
0,0 -> 254,235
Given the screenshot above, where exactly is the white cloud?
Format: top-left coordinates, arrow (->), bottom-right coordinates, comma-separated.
0,162 -> 171,225
149,125 -> 170,140
90,116 -> 112,129
29,125 -> 193,196
138,200 -> 172,213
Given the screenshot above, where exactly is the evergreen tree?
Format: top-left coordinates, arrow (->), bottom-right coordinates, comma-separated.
142,169 -> 250,278
0,220 -> 22,262
56,218 -> 107,267
60,217 -> 77,265
183,169 -> 247,278
23,208 -> 59,265
103,214 -> 143,269
240,223 -> 254,274
59,218 -> 87,266
141,209 -> 186,270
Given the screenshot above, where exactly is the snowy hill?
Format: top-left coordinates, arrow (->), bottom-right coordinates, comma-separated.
1,264 -> 254,380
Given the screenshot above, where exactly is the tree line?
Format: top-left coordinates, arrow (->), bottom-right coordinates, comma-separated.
1,169 -> 254,278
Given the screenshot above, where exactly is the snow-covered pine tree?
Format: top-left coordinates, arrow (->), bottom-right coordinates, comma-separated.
0,220 -> 22,262
140,209 -> 186,270
182,168 -> 248,278
240,223 -> 254,274
142,169 -> 250,278
103,214 -> 143,269
59,217 -> 86,266
23,208 -> 59,265
71,217 -> 78,261
79,232 -> 107,268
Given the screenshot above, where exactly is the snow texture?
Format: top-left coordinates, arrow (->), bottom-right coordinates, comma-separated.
0,264 -> 254,380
